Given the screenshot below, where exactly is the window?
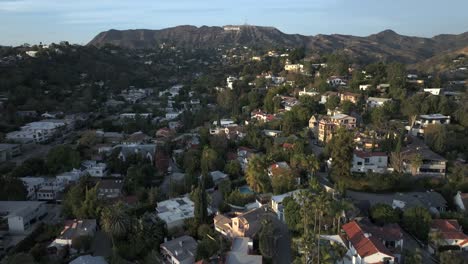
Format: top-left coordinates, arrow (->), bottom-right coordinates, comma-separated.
357,162 -> 362,165
364,158 -> 370,163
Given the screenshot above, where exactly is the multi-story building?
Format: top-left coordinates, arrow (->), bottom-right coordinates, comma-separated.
340,92 -> 360,104
401,139 -> 447,178
6,120 -> 66,143
0,201 -> 47,234
82,161 -> 108,178
351,151 -> 388,174
0,144 -> 21,163
317,114 -> 356,144
367,97 -> 392,108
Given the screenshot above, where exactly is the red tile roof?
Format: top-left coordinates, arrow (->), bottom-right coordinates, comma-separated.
342,221 -> 394,259
431,219 -> 468,241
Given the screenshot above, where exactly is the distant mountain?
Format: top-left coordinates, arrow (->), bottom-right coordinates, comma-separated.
88,25 -> 468,64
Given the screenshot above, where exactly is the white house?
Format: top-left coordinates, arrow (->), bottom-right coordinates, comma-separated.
20,177 -> 46,200
6,120 -> 66,143
82,161 -> 108,178
406,114 -> 451,137
227,76 -> 237,90
156,196 -> 195,230
351,151 -> 388,173
359,84 -> 372,91
298,88 -> 319,97
367,97 -> 392,108
56,169 -> 85,184
424,88 -> 443,96
341,220 -> 402,264
0,201 -> 47,234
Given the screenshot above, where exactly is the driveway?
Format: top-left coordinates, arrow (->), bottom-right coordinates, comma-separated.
402,229 -> 438,264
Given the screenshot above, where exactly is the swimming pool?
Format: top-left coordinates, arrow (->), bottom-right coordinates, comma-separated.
239,185 -> 254,194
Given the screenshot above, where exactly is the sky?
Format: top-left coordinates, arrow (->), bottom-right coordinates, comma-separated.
1,0 -> 467,46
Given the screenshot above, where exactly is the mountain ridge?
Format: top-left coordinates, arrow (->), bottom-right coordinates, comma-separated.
88,25 -> 468,64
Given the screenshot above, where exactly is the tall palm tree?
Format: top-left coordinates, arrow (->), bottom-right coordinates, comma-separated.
101,202 -> 130,253
315,193 -> 331,264
306,154 -> 320,177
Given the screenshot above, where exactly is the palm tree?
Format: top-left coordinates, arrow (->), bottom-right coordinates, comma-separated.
306,154 -> 320,177
331,200 -> 354,234
315,193 -> 331,264
101,202 -> 130,254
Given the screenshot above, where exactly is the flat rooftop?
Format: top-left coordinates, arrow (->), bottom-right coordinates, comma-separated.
0,201 -> 45,218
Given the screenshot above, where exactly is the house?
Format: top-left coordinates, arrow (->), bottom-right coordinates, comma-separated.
36,178 -> 66,201
82,161 -> 108,178
156,196 -> 195,230
308,115 -> 320,132
237,147 -> 256,171
96,180 -> 124,199
327,76 -> 347,87
250,110 -> 276,122
212,118 -> 236,127
271,190 -> 301,222
429,219 -> 468,253
226,237 -> 262,264
367,97 -> 392,108
0,201 -> 47,234
20,177 -> 46,200
284,63 -> 304,72
6,120 -> 66,143
0,144 -> 21,163
377,83 -> 390,92
227,76 -> 238,90
406,114 -> 450,137
359,84 -> 372,91
340,92 -> 360,104
214,207 -> 265,238
263,129 -> 282,137
317,114 -> 356,144
123,131 -> 151,145
341,220 -> 403,264
160,235 -> 197,264
115,144 -> 156,163
424,88 -> 443,96
95,130 -> 124,144
49,219 -> 97,248
210,171 -> 229,185
454,191 -> 468,212
69,255 -> 108,264
320,91 -> 339,104
401,139 -> 447,178
347,190 -> 447,214
56,169 -> 85,184
280,96 -> 300,111
268,162 -> 291,178
119,113 -> 152,120
298,88 -> 318,97
351,151 -> 388,174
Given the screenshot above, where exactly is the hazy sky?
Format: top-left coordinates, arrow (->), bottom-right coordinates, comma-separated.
1,0 -> 467,46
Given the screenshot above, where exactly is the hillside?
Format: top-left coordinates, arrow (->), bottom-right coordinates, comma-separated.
88,25 -> 468,64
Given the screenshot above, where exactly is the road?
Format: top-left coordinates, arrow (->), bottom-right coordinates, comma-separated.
402,229 -> 438,264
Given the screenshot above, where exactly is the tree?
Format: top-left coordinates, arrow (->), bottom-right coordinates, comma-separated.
404,248 -> 422,264
410,154 -> 423,176
325,95 -> 340,110
0,176 -> 28,200
271,169 -> 297,194
183,149 -> 201,176
402,206 -> 432,241
101,203 -> 131,251
370,203 -> 399,225
329,128 -> 354,180
72,235 -> 92,253
424,124 -> 447,153
245,155 -> 270,193
259,219 -> 275,259
224,160 -> 242,180
46,145 -> 81,174
125,163 -> 157,194
200,147 -> 217,175
193,176 -> 208,224
283,197 -> 301,232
